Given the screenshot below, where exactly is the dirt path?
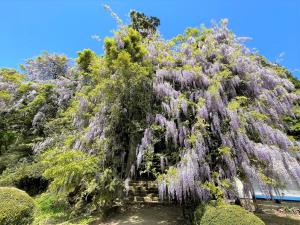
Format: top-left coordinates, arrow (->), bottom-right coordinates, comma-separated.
95,204 -> 185,225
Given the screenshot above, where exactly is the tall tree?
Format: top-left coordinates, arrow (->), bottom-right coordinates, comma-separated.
129,10 -> 160,37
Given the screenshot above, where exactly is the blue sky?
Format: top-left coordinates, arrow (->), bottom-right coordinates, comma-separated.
0,0 -> 299,77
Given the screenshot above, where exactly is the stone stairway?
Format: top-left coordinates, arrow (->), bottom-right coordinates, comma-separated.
126,180 -> 162,204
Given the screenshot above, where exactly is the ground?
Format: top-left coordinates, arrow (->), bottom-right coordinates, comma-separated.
92,204 -> 185,225
255,200 -> 300,225
256,213 -> 300,225
89,200 -> 300,225
55,200 -> 300,225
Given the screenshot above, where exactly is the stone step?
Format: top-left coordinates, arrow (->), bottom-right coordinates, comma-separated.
128,187 -> 158,194
126,195 -> 161,203
128,190 -> 158,197
124,180 -> 172,205
128,181 -> 159,196
126,196 -> 156,202
128,192 -> 158,198
129,186 -> 158,191
129,185 -> 154,190
125,196 -> 173,205
130,181 -> 157,188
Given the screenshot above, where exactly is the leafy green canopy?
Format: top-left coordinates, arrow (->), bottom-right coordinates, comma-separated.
130,10 -> 160,37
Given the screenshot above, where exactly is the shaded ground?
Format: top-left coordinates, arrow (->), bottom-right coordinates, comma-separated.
256,213 -> 300,225
255,200 -> 300,225
87,200 -> 300,225
93,204 -> 185,225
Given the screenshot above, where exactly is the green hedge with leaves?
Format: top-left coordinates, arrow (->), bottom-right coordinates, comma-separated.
0,187 -> 35,225
194,204 -> 265,225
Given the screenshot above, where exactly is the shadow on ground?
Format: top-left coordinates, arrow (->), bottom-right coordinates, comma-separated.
92,204 -> 185,225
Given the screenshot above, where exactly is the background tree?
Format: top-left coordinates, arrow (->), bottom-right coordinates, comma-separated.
129,10 -> 160,37
21,52 -> 69,80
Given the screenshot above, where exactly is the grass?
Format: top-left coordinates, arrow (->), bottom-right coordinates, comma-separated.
33,193 -> 69,224
32,193 -> 98,225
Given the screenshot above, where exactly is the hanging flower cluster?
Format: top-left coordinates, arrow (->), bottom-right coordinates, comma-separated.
134,20 -> 300,203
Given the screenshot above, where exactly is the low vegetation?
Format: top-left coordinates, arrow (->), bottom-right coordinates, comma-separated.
194,203 -> 265,225
0,187 -> 35,225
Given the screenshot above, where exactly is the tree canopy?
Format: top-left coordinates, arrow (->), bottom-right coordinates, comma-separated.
130,10 -> 160,37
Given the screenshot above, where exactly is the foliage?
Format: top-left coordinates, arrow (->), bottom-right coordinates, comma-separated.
0,160 -> 47,196
195,204 -> 265,225
41,149 -> 122,215
76,49 -> 97,73
104,27 -> 148,64
33,193 -> 98,224
193,203 -> 207,225
0,187 -> 35,225
33,193 -> 72,224
0,68 -> 24,83
130,10 -> 160,37
42,149 -> 98,194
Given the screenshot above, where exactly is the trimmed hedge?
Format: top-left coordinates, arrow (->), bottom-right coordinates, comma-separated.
194,204 -> 265,225
0,187 -> 35,225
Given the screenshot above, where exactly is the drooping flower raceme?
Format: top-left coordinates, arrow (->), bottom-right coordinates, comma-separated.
133,20 -> 300,203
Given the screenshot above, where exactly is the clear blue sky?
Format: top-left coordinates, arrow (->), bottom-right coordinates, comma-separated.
1,0 -> 299,77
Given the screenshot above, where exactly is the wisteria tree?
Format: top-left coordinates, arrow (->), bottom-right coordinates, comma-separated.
21,52 -> 70,80
0,12 -> 299,223
133,20 -> 300,206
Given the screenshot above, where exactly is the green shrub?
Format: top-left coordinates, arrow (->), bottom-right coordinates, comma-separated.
194,203 -> 207,224
0,187 -> 35,225
33,193 -> 70,224
194,204 -> 265,225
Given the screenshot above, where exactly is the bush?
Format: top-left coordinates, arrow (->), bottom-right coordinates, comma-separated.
194,203 -> 207,224
0,187 -> 35,225
33,193 -> 70,224
194,204 -> 265,225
